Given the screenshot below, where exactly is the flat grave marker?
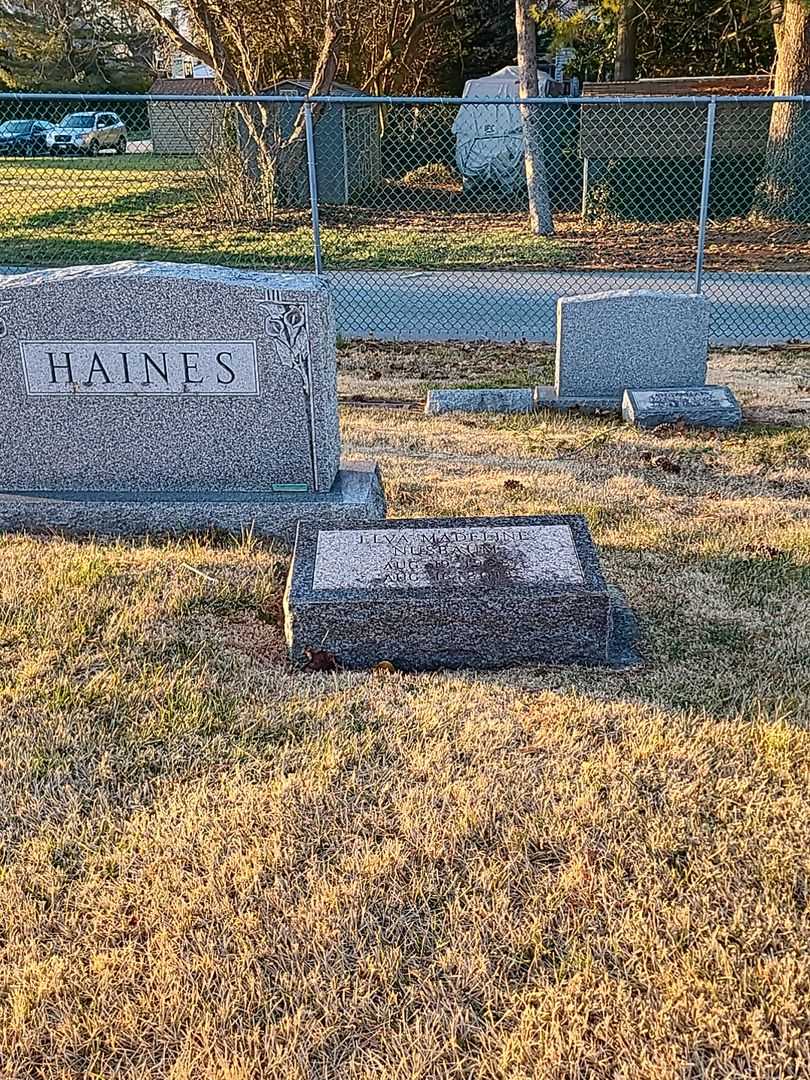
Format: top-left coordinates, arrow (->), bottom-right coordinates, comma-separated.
622,385 -> 742,429
425,388 -> 534,415
285,515 -> 640,671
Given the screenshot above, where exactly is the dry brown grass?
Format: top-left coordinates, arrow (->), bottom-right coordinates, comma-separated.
1,344 -> 810,1078
338,341 -> 810,426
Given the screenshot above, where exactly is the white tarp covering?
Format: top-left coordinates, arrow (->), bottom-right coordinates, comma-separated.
452,65 -> 552,190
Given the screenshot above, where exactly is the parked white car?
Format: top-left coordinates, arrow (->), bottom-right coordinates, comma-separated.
47,112 -> 127,156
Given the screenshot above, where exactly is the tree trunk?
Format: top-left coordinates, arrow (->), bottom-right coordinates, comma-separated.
614,0 -> 637,81
759,0 -> 810,220
271,2 -> 341,205
515,0 -> 554,236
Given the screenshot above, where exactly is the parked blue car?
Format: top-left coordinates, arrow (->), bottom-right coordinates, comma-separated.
0,119 -> 54,156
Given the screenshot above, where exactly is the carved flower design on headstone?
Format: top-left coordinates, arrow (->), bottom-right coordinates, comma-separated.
262,300 -> 310,394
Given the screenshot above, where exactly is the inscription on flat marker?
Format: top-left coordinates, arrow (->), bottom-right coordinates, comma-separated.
644,389 -> 717,407
622,385 -> 742,430
312,524 -> 585,590
20,340 -> 259,396
286,515 -> 641,672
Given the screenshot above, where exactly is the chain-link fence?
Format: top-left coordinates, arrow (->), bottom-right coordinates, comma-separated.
1,90 -> 809,344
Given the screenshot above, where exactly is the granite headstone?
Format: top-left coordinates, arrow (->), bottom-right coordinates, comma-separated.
622,385 -> 742,429
536,289 -> 711,411
425,388 -> 535,415
0,261 -> 384,539
284,514 -> 639,671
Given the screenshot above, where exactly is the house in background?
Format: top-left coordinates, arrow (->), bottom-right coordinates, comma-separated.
153,0 -> 214,80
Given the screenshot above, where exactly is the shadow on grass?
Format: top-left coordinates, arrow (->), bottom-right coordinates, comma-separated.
0,153 -> 200,174
6,185 -> 194,232
22,527 -> 806,729
0,178 -> 313,268
498,544 -> 810,725
0,176 -> 574,271
0,222 -> 315,272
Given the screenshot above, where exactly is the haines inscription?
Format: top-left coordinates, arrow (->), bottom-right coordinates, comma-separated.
20,340 -> 259,396
312,524 -> 585,590
0,262 -> 347,499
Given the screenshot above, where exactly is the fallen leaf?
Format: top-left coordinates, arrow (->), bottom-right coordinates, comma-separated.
653,456 -> 681,474
302,647 -> 339,672
743,544 -> 783,559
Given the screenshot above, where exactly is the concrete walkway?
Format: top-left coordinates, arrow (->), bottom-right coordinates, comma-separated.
329,268 -> 810,345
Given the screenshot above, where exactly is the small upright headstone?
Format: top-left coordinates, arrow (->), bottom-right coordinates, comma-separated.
284,515 -> 639,671
0,261 -> 384,539
536,290 -> 710,410
622,385 -> 742,429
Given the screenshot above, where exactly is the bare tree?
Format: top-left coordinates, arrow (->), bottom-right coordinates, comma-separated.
0,0 -> 157,90
352,0 -> 457,94
515,0 -> 553,235
125,0 -> 459,215
128,0 -> 458,95
125,0 -> 340,215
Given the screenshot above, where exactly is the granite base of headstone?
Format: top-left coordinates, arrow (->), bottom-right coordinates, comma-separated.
0,261 -> 384,540
622,385 -> 742,430
284,515 -> 640,672
425,388 -> 535,415
534,385 -> 618,414
0,461 -> 385,544
536,290 -> 711,411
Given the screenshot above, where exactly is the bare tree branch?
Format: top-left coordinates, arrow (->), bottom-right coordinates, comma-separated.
360,0 -> 456,92
121,0 -> 214,69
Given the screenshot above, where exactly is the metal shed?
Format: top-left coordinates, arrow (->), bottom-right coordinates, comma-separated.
147,77 -> 223,155
259,79 -> 381,205
147,76 -> 380,203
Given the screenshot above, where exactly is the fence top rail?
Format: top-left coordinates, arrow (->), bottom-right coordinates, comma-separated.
0,90 -> 806,107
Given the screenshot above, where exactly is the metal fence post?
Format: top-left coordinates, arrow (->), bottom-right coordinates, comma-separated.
303,101 -> 323,275
694,97 -> 717,295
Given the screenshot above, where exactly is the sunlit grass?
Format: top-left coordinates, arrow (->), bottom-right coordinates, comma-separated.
0,345 -> 809,1076
2,155 -> 809,274
0,157 -> 567,271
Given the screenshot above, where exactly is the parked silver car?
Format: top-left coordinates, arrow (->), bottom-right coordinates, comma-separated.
47,112 -> 127,156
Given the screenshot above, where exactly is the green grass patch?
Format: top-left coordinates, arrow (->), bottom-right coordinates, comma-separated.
0,157 -> 573,271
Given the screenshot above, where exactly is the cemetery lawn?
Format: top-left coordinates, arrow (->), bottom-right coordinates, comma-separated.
2,344 -> 810,1077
